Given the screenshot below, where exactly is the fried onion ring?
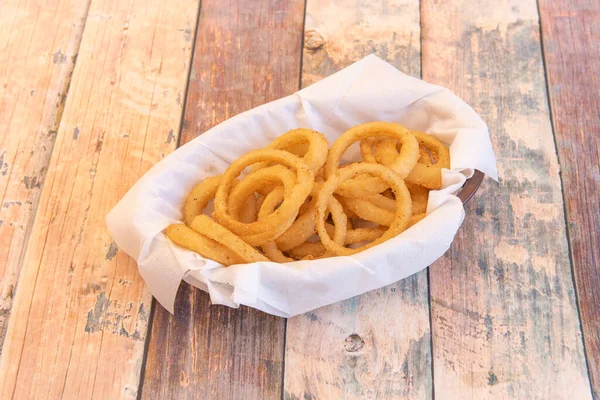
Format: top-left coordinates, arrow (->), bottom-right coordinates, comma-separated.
287,242 -> 325,259
183,175 -> 223,225
316,163 -> 411,256
258,187 -> 295,263
165,224 -> 243,266
345,227 -> 386,245
410,213 -> 426,227
374,131 -> 450,189
327,122 -> 419,198
214,149 -> 313,245
406,182 -> 429,215
342,196 -> 394,226
253,128 -> 329,173
228,165 -> 295,222
190,215 -> 269,263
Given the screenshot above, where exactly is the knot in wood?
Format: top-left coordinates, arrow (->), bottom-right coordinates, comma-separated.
344,333 -> 364,352
304,30 -> 324,50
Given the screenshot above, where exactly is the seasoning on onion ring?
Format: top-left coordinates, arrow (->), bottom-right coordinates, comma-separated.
183,175 -> 223,225
253,128 -> 329,173
345,227 -> 386,245
316,163 -> 412,256
373,131 -> 450,189
257,187 -> 295,263
190,215 -> 269,263
406,182 -> 429,215
213,149 -> 314,245
287,241 -> 326,260
228,165 -> 295,224
165,224 -> 242,266
327,122 -> 419,198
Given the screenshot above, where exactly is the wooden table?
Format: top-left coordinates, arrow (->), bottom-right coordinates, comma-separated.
0,0 -> 598,398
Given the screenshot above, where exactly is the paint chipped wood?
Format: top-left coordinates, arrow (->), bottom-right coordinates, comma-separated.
301,0 -> 420,87
284,1 -> 432,399
140,0 -> 305,399
421,0 -> 593,397
285,282 -> 432,399
0,0 -> 91,353
538,1 -> 600,397
0,0 -> 199,397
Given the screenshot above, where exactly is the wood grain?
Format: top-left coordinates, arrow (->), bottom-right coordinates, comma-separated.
422,0 -> 593,398
0,0 -> 199,397
140,1 -> 305,399
538,1 -> 600,397
283,1 -> 431,399
0,0 -> 91,353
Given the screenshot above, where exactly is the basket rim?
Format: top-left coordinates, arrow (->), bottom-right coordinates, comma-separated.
458,169 -> 485,204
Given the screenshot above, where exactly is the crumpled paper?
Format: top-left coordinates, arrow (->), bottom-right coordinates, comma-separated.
106,55 -> 498,317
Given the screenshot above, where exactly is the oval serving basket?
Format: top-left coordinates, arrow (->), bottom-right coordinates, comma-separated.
107,55 -> 498,317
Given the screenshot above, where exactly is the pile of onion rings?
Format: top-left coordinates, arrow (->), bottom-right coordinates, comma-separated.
165,122 -> 450,265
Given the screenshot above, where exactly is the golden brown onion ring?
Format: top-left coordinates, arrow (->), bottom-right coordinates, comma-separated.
316,163 -> 411,256
190,215 -> 269,263
253,128 -> 329,173
214,149 -> 313,243
165,224 -> 243,266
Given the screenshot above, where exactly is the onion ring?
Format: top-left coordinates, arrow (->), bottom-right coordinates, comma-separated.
190,215 -> 269,263
359,137 -> 380,163
316,163 -> 411,256
274,182 -> 323,252
238,194 -> 257,223
419,148 -> 433,165
257,187 -> 295,263
341,196 -> 394,226
165,224 -> 243,266
253,128 -> 329,173
364,193 -> 396,212
326,122 -> 419,198
183,175 -> 223,225
374,131 -> 450,189
406,182 -> 429,215
228,165 -> 295,222
275,201 -> 317,252
287,242 -> 325,259
345,227 -> 386,245
334,174 -> 389,198
184,175 -> 256,224
213,149 -> 314,244
410,213 -> 426,227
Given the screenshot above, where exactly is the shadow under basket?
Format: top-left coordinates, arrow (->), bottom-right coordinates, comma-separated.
458,170 -> 484,204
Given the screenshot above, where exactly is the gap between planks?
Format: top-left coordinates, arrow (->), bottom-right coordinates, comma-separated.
139,1 -> 305,399
422,0 -> 593,398
0,0 -> 201,398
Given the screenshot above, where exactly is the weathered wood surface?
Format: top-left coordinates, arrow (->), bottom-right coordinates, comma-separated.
283,1 -> 432,399
538,1 -> 600,397
140,1 -> 305,399
0,0 -> 90,353
2,0 -> 600,398
0,0 -> 199,397
422,0 -> 593,398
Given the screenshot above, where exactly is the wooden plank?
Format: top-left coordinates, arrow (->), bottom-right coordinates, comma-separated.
0,0 -> 200,398
140,1 -> 305,399
0,0 -> 90,353
422,0 -> 593,398
283,1 -> 432,399
538,1 -> 600,397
